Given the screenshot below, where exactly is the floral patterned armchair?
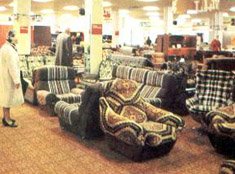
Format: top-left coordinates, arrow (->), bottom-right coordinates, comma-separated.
99,79 -> 185,161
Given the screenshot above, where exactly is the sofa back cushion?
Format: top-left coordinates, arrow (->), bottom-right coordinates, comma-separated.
130,68 -> 148,83
33,65 -> 76,94
196,70 -> 234,107
115,65 -> 132,79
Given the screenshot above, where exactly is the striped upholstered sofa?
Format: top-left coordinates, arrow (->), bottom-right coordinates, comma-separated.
54,83 -> 103,139
33,66 -> 83,114
99,79 -> 185,161
113,65 -> 187,114
186,70 -> 235,124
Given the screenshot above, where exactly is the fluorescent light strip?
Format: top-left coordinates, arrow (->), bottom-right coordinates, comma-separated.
103,1 -> 112,7
0,6 -> 7,11
63,5 -> 79,11
143,6 -> 159,11
33,0 -> 53,3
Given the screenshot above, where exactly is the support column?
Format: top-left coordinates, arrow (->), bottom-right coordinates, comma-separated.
13,0 -> 31,55
209,11 -> 223,46
163,7 -> 173,34
112,10 -> 119,47
84,0 -> 103,75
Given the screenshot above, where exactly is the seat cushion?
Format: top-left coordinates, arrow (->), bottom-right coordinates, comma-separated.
56,93 -> 81,104
140,121 -> 176,147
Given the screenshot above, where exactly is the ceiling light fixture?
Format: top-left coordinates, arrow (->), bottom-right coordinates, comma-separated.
223,12 -> 229,17
143,6 -> 159,11
137,0 -> 159,2
187,9 -> 197,15
63,5 -> 79,11
40,9 -> 54,14
230,7 -> 235,12
9,2 -> 14,7
103,1 -> 112,7
0,6 -> 7,11
33,0 -> 53,3
146,12 -> 160,16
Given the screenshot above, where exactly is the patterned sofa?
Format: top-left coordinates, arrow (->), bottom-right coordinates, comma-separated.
55,83 -> 103,139
99,79 -> 185,161
186,70 -> 235,124
203,105 -> 235,156
113,65 -> 187,114
220,160 -> 235,174
33,66 -> 83,115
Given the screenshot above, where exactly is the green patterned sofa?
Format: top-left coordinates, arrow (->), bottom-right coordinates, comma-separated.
113,65 -> 187,115
99,79 -> 185,161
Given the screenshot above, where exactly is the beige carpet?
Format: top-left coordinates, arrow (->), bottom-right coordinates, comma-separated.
0,103 -> 227,174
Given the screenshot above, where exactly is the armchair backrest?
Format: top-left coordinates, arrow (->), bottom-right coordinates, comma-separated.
102,80 -> 148,125
196,70 -> 234,107
33,65 -> 76,94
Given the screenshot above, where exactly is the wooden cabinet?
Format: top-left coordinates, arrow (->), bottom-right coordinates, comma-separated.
156,34 -> 196,59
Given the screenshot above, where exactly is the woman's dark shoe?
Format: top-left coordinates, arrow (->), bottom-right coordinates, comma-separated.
2,118 -> 17,127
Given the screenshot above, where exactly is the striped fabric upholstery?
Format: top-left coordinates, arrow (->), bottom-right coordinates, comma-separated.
115,65 -> 132,79
33,66 -> 82,114
129,68 -> 148,83
57,93 -> 81,104
186,70 -> 235,123
55,101 -> 80,125
113,65 -> 182,111
140,85 -> 161,98
145,71 -> 165,87
48,80 -> 70,94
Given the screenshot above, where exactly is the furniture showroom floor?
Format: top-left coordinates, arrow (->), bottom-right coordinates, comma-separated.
0,103 -> 224,174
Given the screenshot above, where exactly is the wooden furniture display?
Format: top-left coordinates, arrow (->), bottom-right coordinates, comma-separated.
156,34 -> 196,59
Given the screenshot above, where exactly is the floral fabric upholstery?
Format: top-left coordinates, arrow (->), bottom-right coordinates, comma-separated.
33,66 -> 83,114
99,79 -> 184,160
186,70 -> 235,123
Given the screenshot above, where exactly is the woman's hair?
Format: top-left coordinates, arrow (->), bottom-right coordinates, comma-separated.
7,30 -> 16,43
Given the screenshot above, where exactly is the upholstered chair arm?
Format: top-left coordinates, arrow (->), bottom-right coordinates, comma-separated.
140,100 -> 185,130
205,111 -> 235,138
71,88 -> 84,95
37,90 -> 59,106
99,97 -> 145,146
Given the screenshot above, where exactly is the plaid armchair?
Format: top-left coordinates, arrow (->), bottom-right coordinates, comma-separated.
186,70 -> 234,124
99,79 -> 185,161
33,66 -> 83,114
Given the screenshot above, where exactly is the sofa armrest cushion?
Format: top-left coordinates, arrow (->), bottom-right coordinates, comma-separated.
37,90 -> 58,105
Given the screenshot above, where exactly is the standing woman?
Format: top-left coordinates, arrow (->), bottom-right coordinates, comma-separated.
0,30 -> 24,127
